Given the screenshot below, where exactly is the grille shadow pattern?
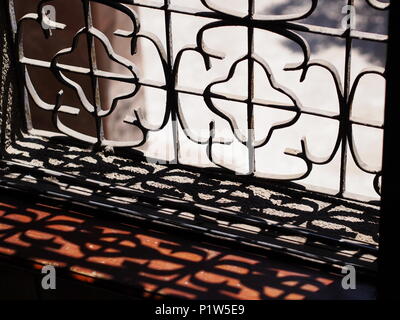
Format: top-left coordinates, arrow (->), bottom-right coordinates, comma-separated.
0,190 -> 376,300
0,135 -> 379,273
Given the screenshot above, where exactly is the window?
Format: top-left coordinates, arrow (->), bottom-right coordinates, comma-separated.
0,0 -> 391,275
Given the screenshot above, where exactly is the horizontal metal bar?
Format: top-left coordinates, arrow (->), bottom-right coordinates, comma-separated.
21,57 -> 383,129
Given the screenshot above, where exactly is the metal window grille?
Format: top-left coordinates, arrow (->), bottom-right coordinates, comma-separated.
0,0 -> 392,275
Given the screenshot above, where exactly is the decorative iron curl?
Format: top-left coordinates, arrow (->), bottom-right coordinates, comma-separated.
173,5 -> 313,176
199,0 -> 319,22
19,0 -> 175,148
347,67 -> 385,195
365,0 -> 390,11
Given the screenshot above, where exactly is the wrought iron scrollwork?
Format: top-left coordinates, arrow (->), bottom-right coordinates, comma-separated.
9,0 -> 389,202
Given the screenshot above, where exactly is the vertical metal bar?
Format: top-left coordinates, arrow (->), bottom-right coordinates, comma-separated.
163,0 -> 179,164
378,1 -> 400,300
82,0 -> 104,147
247,0 -> 255,175
338,0 -> 354,196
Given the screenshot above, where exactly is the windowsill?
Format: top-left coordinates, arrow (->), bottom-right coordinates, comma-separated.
0,187 -> 376,300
